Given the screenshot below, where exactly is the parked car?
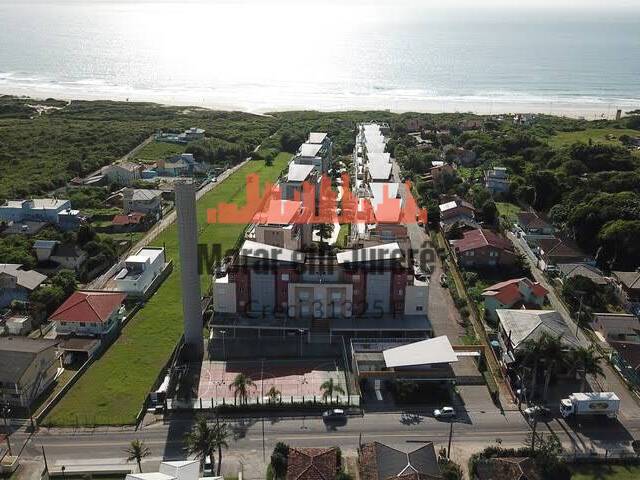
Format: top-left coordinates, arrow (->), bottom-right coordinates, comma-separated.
434,406 -> 456,419
414,267 -> 427,282
523,405 -> 550,418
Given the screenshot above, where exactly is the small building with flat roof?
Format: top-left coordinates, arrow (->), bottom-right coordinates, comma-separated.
114,247 -> 168,298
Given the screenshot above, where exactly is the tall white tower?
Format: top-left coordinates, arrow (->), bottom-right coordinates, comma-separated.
175,180 -> 204,359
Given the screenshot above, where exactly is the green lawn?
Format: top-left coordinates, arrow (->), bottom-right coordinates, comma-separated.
571,464 -> 640,479
548,128 -> 639,148
45,153 -> 291,426
496,202 -> 520,223
132,140 -> 187,163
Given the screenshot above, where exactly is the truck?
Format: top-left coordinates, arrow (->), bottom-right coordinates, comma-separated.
560,392 -> 620,419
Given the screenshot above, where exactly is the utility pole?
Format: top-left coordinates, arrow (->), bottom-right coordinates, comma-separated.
447,421 -> 453,459
531,417 -> 538,453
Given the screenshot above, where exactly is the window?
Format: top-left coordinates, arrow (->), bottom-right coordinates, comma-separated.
281,273 -> 289,281
416,306 -> 423,311
79,322 -> 86,327
466,251 -> 474,256
489,250 -> 499,257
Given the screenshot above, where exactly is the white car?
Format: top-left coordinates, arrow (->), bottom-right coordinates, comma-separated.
434,406 -> 456,418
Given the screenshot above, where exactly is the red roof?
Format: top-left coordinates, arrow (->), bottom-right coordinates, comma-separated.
453,229 -> 513,253
286,447 -> 338,480
112,212 -> 145,225
483,278 -> 548,306
50,291 -> 127,324
374,198 -> 402,223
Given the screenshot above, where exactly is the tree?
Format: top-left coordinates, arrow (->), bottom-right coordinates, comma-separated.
211,420 -> 230,476
481,200 -> 498,225
320,378 -> 345,402
266,386 -> 281,403
539,334 -> 567,403
185,417 -> 216,475
76,224 -> 96,245
229,373 -> 255,404
598,219 -> 640,269
51,269 -> 77,296
317,223 -> 334,248
570,346 -> 605,392
270,442 -> 289,480
124,439 -> 151,473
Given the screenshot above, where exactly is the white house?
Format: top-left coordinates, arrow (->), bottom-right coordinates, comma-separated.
114,247 -> 166,297
126,460 -> 209,480
102,162 -> 141,186
123,189 -> 164,216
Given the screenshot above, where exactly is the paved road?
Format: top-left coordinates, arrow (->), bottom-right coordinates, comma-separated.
508,231 -> 640,422
11,408 -> 640,479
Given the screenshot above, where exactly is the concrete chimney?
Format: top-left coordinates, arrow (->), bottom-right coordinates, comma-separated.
175,180 -> 203,359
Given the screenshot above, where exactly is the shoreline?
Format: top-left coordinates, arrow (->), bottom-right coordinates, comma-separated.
1,85 -> 636,120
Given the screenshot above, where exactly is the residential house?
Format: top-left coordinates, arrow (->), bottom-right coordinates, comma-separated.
593,313 -> 640,344
156,127 -> 206,144
484,167 -> 509,194
530,237 -> 592,271
0,198 -> 81,230
285,447 -> 339,480
111,211 -> 149,233
0,264 -> 47,308
556,263 -> 608,286
114,247 -> 167,298
183,127 -> 205,142
482,278 -> 547,322
156,153 -> 202,177
429,163 -> 456,185
123,188 -> 163,216
444,146 -> 477,166
612,270 -> 640,308
0,337 -> 60,408
496,309 -> 580,362
474,457 -> 541,480
50,291 -> 127,342
451,229 -> 517,268
515,211 -> 555,238
33,240 -> 87,272
359,441 -> 441,480
439,198 -> 479,236
102,162 -> 141,186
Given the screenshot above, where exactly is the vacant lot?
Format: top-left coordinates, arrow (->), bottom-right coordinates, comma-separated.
548,128 -> 639,148
45,153 -> 291,426
132,141 -> 186,163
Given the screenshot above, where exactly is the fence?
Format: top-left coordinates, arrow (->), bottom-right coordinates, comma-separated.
167,394 -> 360,411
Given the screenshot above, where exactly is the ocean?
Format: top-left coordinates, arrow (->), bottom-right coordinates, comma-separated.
1,1 -> 639,116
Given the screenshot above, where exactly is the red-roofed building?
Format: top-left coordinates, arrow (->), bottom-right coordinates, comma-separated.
111,211 -> 148,233
482,278 -> 548,321
286,447 -> 339,480
530,237 -> 593,271
451,229 -> 516,268
50,291 -> 127,339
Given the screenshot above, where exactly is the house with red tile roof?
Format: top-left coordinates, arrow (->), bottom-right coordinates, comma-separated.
50,291 -> 127,340
450,229 -> 516,268
515,211 -> 555,238
482,278 -> 548,321
285,447 -> 339,480
474,457 -> 542,480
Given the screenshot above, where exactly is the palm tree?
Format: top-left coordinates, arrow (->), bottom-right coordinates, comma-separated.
229,373 -> 255,404
518,336 -> 545,402
267,385 -> 281,403
185,416 -> 216,475
124,439 -> 151,473
539,333 -> 569,403
571,346 -> 605,392
320,378 -> 346,402
212,420 -> 230,476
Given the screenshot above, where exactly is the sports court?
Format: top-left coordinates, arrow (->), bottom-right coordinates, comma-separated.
197,358 -> 348,402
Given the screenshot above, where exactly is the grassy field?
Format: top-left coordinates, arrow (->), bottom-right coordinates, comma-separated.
570,464 -> 640,479
496,202 -> 520,223
132,141 -> 186,163
548,128 -> 639,148
45,153 -> 291,426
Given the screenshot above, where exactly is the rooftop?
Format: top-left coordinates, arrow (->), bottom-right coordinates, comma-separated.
125,247 -> 164,265
286,163 -> 315,182
452,229 -> 513,253
557,263 -> 607,285
307,132 -> 328,144
286,447 -> 338,480
497,309 -> 580,350
239,239 -> 306,264
383,336 -> 459,368
613,270 -> 640,290
298,143 -> 323,158
0,337 -> 58,383
50,291 -> 127,324
0,263 -> 47,290
336,242 -> 402,264
368,162 -> 393,181
254,199 -> 306,225
130,189 -> 163,201
359,442 -> 441,480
